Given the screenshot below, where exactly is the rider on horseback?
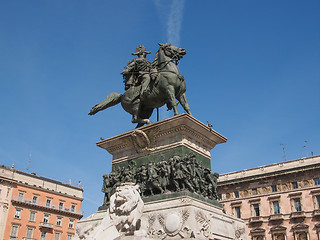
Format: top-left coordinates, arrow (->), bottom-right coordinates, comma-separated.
121,45 -> 157,100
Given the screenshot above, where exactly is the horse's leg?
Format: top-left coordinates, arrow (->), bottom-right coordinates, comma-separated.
130,100 -> 151,127
166,85 -> 179,115
134,107 -> 154,128
132,116 -> 151,124
177,93 -> 191,115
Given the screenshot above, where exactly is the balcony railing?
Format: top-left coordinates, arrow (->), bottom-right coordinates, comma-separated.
290,211 -> 305,219
249,216 -> 263,223
269,214 -> 283,221
313,209 -> 320,217
11,195 -> 82,215
39,222 -> 53,228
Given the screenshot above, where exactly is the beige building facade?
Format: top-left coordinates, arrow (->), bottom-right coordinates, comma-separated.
0,168 -> 15,239
0,165 -> 83,240
217,155 -> 320,240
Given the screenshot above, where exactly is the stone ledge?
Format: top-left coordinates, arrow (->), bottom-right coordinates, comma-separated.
97,114 -> 227,163
142,191 -> 223,208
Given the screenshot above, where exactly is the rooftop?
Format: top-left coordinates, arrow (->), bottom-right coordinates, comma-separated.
218,155 -> 320,184
0,164 -> 83,199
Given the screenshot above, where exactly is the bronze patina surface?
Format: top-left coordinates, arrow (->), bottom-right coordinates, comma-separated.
89,43 -> 191,128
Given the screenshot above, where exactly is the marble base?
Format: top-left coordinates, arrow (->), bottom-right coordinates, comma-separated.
77,195 -> 246,240
142,195 -> 246,240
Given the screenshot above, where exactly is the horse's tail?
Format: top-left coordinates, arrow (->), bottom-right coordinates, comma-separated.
88,92 -> 122,115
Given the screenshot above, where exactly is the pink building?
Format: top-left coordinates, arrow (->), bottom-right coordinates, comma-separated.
0,165 -> 83,240
217,155 -> 320,240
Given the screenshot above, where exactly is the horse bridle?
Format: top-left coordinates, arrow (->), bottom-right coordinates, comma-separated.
157,46 -> 182,72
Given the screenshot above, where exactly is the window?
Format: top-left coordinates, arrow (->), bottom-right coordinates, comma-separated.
273,201 -> 280,214
314,178 -> 320,186
316,195 -> 320,210
272,233 -> 286,240
293,198 -> 302,212
10,225 -> 19,239
32,195 -> 38,204
271,185 -> 277,192
71,205 -> 75,213
253,237 -> 264,240
253,204 -> 260,216
252,188 -> 258,195
26,228 -> 34,238
234,191 -> 239,198
54,232 -> 61,240
18,192 -> 24,201
46,199 -> 51,207
56,217 -> 62,226
41,231 -> 47,240
67,234 -> 73,240
292,181 -> 298,189
29,211 -> 36,221
234,206 -> 241,218
295,232 -> 308,240
14,209 -> 21,219
69,219 -> 74,228
59,202 -> 64,210
43,214 -> 49,223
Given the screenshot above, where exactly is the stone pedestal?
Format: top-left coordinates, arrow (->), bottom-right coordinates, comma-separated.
142,195 -> 246,240
97,113 -> 227,169
77,114 -> 247,239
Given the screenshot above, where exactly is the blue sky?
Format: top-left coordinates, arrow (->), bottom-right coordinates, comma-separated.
1,0 -> 319,217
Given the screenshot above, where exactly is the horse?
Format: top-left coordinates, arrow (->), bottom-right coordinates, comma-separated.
89,43 -> 192,128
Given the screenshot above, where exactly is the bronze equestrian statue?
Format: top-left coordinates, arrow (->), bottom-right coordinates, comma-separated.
89,43 -> 192,128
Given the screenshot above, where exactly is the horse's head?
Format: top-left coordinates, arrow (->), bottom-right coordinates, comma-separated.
158,43 -> 186,61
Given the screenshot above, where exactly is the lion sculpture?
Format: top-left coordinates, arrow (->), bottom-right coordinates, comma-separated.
76,183 -> 144,240
109,182 -> 144,234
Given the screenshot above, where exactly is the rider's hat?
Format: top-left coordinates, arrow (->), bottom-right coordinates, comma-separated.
132,45 -> 151,56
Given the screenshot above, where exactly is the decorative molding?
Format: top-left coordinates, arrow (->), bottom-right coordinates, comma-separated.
231,201 -> 242,206
291,223 -> 309,230
131,129 -> 152,153
249,198 -> 261,203
310,189 -> 320,194
268,195 -> 281,201
97,114 -> 227,163
270,225 -> 286,232
288,192 -> 302,198
195,210 -> 210,238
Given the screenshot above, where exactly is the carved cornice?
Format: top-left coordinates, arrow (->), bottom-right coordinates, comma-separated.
97,114 -> 227,162
250,227 -> 265,234
270,225 -> 286,232
231,201 -> 242,206
291,223 -> 309,230
249,198 -> 261,203
268,195 -> 281,200
11,199 -> 83,219
310,189 -> 320,194
288,192 -> 302,198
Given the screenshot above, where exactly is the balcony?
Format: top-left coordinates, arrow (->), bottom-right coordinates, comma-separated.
290,211 -> 305,221
22,238 -> 38,240
269,214 -> 283,220
313,209 -> 320,218
11,195 -> 83,216
249,216 -> 263,224
39,222 -> 53,229
269,214 -> 283,223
